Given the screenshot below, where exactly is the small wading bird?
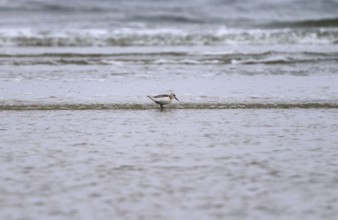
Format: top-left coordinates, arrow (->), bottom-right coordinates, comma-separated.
147,93 -> 179,110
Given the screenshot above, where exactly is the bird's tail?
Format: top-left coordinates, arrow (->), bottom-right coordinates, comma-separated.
147,95 -> 155,101
147,95 -> 163,107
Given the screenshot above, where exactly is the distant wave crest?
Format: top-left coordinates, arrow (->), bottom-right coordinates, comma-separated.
0,28 -> 337,47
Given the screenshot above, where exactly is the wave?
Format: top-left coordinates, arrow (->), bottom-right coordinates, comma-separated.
0,28 -> 337,47
1,51 -> 337,66
268,17 -> 338,28
1,102 -> 338,111
130,14 -> 207,24
230,51 -> 338,65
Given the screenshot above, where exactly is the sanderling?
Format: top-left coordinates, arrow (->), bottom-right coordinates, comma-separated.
147,93 -> 179,110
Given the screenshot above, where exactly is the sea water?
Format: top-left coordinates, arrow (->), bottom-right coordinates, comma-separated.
1,0 -> 338,219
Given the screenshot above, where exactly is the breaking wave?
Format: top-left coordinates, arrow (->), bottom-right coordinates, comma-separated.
0,27 -> 337,47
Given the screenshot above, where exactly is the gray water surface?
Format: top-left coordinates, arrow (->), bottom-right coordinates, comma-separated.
1,0 -> 338,219
1,109 -> 338,220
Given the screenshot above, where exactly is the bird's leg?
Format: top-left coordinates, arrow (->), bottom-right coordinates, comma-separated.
160,104 -> 164,111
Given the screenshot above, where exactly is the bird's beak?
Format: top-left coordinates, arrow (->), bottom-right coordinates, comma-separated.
175,96 -> 179,101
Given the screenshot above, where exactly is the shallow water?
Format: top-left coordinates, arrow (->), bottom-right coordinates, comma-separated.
1,0 -> 338,219
1,109 -> 338,220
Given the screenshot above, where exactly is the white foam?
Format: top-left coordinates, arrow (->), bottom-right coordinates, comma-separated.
0,27 -> 336,47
